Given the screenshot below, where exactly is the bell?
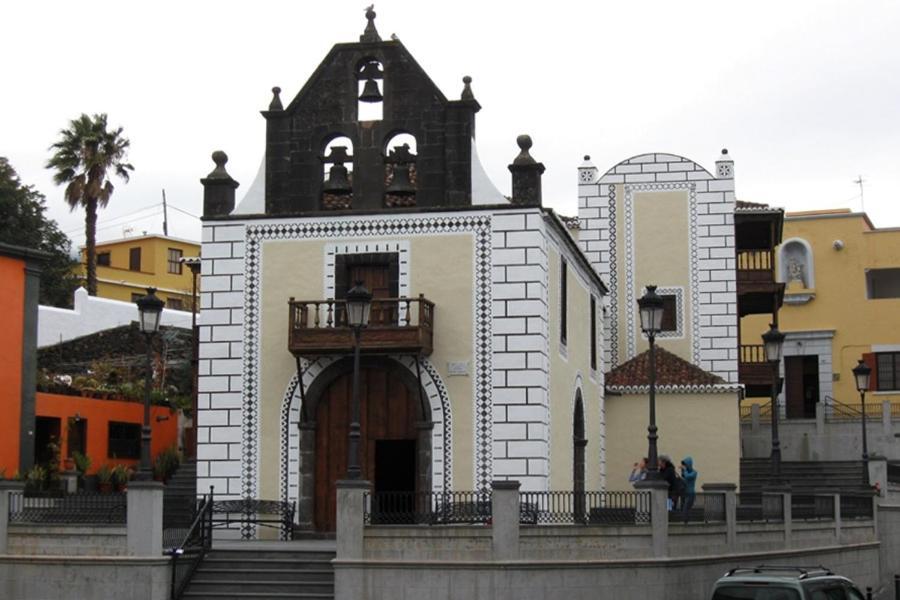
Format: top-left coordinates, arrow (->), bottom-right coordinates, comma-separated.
323,164 -> 352,195
358,78 -> 383,103
386,164 -> 415,196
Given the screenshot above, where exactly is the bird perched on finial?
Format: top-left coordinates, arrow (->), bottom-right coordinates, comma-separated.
391,33 -> 399,41
365,4 -> 374,12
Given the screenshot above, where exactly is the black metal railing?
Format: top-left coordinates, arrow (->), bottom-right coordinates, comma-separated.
169,488 -> 213,600
736,493 -> 785,522
824,395 -> 882,421
8,490 -> 126,524
519,491 -> 650,525
791,494 -> 835,521
211,498 -> 295,540
673,492 -> 726,523
840,494 -> 874,520
365,491 -> 493,525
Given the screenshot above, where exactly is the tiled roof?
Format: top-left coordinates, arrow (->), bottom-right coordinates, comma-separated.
735,200 -> 783,214
605,347 -> 726,388
558,215 -> 581,230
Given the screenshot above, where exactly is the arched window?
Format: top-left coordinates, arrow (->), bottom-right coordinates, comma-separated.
322,136 -> 353,209
384,133 -> 417,207
779,238 -> 815,289
357,58 -> 383,122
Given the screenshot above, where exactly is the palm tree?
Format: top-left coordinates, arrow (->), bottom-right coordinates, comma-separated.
46,113 -> 133,295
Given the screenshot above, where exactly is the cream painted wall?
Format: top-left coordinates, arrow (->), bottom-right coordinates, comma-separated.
612,187 -> 693,365
604,391 -> 740,492
257,233 -> 476,499
633,190 -> 691,360
547,245 -> 603,491
740,213 -> 900,405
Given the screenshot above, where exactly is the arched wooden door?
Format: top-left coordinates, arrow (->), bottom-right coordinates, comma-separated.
314,364 -> 420,531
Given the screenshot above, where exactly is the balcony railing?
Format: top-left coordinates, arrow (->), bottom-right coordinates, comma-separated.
737,249 -> 776,285
288,295 -> 434,356
738,344 -> 777,389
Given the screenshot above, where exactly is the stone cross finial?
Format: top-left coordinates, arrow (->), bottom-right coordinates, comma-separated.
269,87 -> 283,111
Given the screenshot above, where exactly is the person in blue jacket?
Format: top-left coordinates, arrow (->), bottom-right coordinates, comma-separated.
680,456 -> 698,523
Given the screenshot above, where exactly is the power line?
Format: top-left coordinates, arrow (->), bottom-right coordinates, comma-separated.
167,204 -> 200,220
63,201 -> 163,235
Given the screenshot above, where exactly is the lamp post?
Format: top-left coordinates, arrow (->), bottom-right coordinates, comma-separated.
345,282 -> 372,480
852,358 -> 872,484
135,287 -> 164,481
762,323 -> 785,484
637,285 -> 665,480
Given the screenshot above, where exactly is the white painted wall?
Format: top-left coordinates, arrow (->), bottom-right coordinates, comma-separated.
38,287 -> 192,347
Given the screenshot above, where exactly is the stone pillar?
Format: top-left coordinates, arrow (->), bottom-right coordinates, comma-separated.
127,480 -> 165,556
491,480 -> 520,560
61,470 -> 78,494
815,401 -> 826,435
335,479 -> 369,561
882,400 -> 891,435
0,481 -> 25,554
507,135 -> 545,206
201,151 -> 239,217
833,493 -> 842,543
868,457 -> 887,497
751,403 -> 761,432
636,479 -> 669,558
704,483 -> 736,551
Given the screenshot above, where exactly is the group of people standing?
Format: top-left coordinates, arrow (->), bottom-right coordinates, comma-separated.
629,455 -> 698,523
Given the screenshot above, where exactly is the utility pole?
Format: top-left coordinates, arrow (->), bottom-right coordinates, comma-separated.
162,189 -> 169,236
853,175 -> 865,213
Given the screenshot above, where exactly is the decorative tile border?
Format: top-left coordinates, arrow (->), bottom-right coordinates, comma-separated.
242,214 -> 493,508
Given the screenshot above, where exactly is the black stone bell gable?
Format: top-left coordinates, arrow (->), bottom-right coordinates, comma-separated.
261,11 -> 480,215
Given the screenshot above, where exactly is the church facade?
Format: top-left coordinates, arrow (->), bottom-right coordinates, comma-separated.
195,12 -> 606,532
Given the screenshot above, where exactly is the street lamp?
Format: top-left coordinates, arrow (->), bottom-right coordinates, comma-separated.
762,323 -> 785,484
852,358 -> 872,483
135,287 -> 164,481
637,285 -> 665,480
345,282 -> 372,480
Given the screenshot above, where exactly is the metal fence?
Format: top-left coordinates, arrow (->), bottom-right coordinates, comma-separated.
169,491 -> 213,600
519,491 -> 650,525
673,492 -> 726,523
210,498 -> 295,541
791,494 -> 835,521
736,493 -> 786,523
365,491 -> 492,525
840,494 -> 874,520
8,491 -> 126,525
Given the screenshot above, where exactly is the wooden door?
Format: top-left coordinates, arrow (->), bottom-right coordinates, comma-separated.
784,356 -> 805,419
348,264 -> 395,325
314,365 -> 419,531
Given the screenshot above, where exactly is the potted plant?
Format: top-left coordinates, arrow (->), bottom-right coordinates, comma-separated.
72,451 -> 91,490
153,446 -> 181,483
111,464 -> 131,492
96,464 -> 114,493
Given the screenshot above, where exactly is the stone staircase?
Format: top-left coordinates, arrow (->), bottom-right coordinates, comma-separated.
181,544 -> 335,600
163,458 -> 198,548
740,458 -> 869,495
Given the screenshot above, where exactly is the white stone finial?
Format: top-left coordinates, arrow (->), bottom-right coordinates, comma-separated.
578,154 -> 598,184
715,147 -> 734,180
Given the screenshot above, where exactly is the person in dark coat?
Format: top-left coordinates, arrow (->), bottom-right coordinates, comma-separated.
658,454 -> 684,511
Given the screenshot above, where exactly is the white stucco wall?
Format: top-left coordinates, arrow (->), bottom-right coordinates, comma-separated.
38,287 -> 192,347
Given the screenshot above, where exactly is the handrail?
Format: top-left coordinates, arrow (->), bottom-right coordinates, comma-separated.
169,486 -> 214,600
289,296 -> 434,330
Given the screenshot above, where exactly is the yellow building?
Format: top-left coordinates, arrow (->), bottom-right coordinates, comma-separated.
79,234 -> 200,310
742,209 -> 900,416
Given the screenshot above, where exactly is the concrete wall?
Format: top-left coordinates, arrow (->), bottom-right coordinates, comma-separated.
336,542 -> 880,600
38,287 -> 191,348
8,525 -> 127,556
0,556 -> 169,600
741,401 -> 900,461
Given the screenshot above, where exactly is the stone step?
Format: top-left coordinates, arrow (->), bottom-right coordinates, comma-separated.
201,557 -> 334,570
187,580 -> 333,595
182,593 -> 333,600
194,568 -> 333,583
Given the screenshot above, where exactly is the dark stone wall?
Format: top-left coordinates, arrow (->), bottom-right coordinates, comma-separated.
264,41 -> 477,214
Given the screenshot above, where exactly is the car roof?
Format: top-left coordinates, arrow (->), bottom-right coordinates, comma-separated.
715,566 -> 853,586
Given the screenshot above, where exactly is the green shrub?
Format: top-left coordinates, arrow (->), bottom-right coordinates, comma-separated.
72,451 -> 91,476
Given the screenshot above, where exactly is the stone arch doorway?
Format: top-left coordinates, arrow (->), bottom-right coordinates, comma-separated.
300,356 -> 432,532
573,390 -> 587,521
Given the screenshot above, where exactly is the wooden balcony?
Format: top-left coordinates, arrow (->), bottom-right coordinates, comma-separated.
738,344 -> 777,397
288,296 -> 434,357
737,250 -> 784,316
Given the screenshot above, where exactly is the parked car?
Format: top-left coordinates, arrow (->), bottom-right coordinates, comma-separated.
710,566 -> 867,600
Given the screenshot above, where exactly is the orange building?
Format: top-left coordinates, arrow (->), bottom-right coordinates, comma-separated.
0,242 -> 48,476
34,392 -> 178,475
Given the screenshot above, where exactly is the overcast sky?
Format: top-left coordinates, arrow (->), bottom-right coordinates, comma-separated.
3,0 -> 899,246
